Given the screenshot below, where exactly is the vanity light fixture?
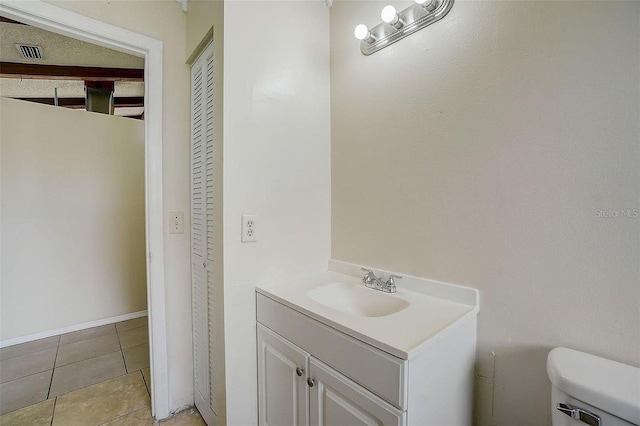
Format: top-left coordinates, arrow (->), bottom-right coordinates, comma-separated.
354,0 -> 454,56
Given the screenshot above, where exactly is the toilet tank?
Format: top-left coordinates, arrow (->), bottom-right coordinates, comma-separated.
547,347 -> 640,426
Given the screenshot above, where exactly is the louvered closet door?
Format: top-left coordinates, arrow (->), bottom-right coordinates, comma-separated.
191,42 -> 216,426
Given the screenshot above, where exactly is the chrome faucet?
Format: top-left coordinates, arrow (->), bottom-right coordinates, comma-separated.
361,268 -> 402,293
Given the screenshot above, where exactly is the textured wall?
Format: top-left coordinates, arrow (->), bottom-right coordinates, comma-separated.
1,99 -> 146,339
330,1 -> 640,424
223,1 -> 331,424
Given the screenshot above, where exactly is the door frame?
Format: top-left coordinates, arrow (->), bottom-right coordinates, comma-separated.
0,1 -> 170,419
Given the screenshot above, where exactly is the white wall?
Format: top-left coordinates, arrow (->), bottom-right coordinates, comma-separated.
0,98 -> 146,339
44,0 -> 194,411
330,1 -> 639,425
223,1 -> 331,424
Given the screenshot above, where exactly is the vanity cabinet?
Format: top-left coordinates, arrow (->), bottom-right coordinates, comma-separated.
258,324 -> 403,426
257,290 -> 477,426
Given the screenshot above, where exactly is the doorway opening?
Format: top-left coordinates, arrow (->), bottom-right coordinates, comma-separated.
0,0 -> 169,419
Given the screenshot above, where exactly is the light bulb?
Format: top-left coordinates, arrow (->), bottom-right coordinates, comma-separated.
354,24 -> 370,40
416,0 -> 438,12
381,5 -> 398,23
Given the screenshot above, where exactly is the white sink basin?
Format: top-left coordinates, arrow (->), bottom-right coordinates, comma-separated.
256,267 -> 479,359
307,282 -> 410,317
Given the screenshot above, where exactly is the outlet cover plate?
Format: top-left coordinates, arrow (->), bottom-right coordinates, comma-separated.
241,214 -> 257,243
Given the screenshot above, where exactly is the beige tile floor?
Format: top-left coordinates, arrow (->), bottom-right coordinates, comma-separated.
0,317 -> 205,425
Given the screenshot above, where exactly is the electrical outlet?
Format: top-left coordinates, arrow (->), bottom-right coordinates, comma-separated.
241,214 -> 257,243
170,211 -> 184,234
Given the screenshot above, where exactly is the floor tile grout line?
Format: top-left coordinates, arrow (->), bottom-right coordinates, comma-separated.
117,324 -> 149,350
59,324 -> 118,345
117,329 -> 122,350
117,327 -> 125,350
53,347 -> 124,370
140,369 -> 151,396
0,334 -> 61,361
0,390 -> 54,418
48,350 -> 129,399
0,341 -> 60,362
97,406 -> 149,426
0,336 -> 60,384
0,366 -> 55,388
49,396 -> 58,426
58,330 -> 119,349
56,324 -> 127,358
2,328 -> 117,362
120,341 -> 150,353
46,337 -> 62,399
120,347 -> 129,374
6,320 -> 141,357
0,343 -> 59,363
47,369 -> 131,400
0,350 -> 58,385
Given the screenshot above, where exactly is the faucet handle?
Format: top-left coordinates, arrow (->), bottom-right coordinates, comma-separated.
361,268 -> 376,284
386,274 -> 402,287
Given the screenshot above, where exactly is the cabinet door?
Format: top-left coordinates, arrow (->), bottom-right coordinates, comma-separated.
258,324 -> 309,426
309,358 -> 405,426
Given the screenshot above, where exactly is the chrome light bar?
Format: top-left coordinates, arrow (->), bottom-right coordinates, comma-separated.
355,0 -> 455,56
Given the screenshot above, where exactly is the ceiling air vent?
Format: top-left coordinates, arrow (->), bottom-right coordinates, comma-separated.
15,44 -> 43,59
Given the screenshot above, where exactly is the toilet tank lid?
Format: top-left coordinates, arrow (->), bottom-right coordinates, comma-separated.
547,347 -> 640,425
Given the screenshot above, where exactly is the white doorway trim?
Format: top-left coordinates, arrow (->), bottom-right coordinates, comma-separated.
0,1 -> 170,419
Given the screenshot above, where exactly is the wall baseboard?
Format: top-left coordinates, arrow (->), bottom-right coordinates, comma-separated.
0,310 -> 148,348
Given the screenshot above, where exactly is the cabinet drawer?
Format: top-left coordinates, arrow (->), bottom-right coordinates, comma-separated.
257,293 -> 407,409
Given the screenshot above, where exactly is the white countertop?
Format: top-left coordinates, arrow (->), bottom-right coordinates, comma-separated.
256,261 -> 479,360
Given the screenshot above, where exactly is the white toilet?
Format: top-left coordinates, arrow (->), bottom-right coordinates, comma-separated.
547,347 -> 640,426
